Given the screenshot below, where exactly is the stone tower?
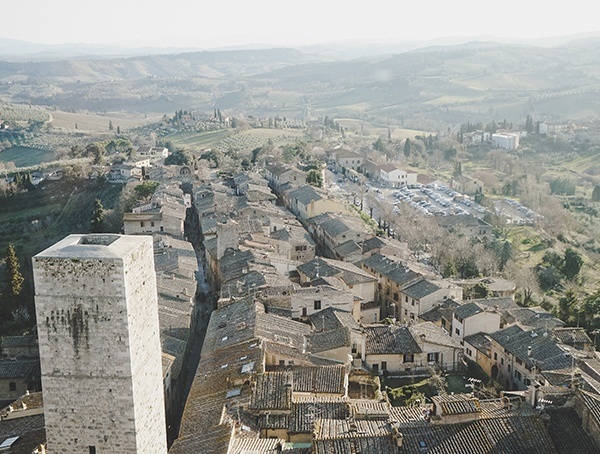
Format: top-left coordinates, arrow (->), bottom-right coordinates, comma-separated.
33,234 -> 167,454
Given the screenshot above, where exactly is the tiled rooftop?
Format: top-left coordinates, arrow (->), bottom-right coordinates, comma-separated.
399,413 -> 558,454
432,394 -> 481,416
365,325 -> 422,355
410,322 -> 462,349
290,365 -> 346,395
289,399 -> 348,433
250,372 -> 293,411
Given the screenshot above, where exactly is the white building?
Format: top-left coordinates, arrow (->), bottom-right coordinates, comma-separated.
491,132 -> 520,150
379,165 -> 417,188
33,234 -> 168,454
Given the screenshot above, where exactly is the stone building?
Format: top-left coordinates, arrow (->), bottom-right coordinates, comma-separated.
33,234 -> 167,454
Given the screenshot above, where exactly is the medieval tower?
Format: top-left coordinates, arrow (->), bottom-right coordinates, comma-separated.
33,234 -> 167,454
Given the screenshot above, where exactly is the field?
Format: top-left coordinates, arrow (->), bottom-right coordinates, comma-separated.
49,110 -> 161,132
0,101 -> 50,123
167,128 -> 305,153
168,129 -> 233,150
335,118 -> 431,139
0,146 -> 55,168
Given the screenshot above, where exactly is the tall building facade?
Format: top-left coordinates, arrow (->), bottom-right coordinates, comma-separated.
33,234 -> 167,453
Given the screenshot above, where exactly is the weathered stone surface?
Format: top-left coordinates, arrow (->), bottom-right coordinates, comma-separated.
33,234 -> 167,454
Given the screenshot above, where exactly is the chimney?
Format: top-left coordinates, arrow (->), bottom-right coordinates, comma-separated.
392,427 -> 403,448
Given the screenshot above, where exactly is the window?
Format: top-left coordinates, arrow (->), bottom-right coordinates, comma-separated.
381,361 -> 387,371
9,382 -> 16,391
140,221 -> 145,227
372,364 -> 379,372
494,352 -> 498,361
501,358 -> 504,366
405,296 -> 408,303
466,348 -> 472,356
302,308 -> 307,317
515,371 -> 522,381
403,354 -> 414,363
427,353 -> 439,363
151,221 -> 155,227
89,447 -> 96,454
352,343 -> 357,354
160,226 -> 164,232
508,365 -> 511,373
523,378 -> 531,386
279,360 -> 285,366
314,300 -> 321,310
393,293 -> 398,302
455,328 -> 460,336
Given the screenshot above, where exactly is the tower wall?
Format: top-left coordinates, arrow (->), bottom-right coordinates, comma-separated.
33,234 -> 167,453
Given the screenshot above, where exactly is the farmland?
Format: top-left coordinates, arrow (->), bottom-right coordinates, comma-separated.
167,128 -> 305,153
49,110 -> 161,132
0,146 -> 55,168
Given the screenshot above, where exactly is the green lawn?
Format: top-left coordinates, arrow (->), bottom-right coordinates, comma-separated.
0,146 -> 55,167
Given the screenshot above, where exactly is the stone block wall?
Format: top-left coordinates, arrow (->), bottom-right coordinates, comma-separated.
33,235 -> 167,454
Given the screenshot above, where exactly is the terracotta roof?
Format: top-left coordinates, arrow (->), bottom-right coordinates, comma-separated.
313,418 -> 393,440
553,327 -> 592,346
403,279 -> 441,300
365,325 -> 422,355
289,399 -> 348,433
313,437 -> 397,454
0,359 -> 39,380
0,414 -> 45,454
410,322 -> 462,349
295,366 -> 346,394
250,372 -> 293,411
398,414 -> 558,454
545,407 -> 599,454
490,324 -> 573,371
229,437 -> 285,453
463,332 -> 492,357
306,328 -> 351,354
453,302 -> 486,320
308,307 -> 360,333
432,394 -> 481,416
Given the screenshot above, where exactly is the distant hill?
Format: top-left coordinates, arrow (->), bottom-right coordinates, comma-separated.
0,48 -> 328,83
3,40 -> 600,125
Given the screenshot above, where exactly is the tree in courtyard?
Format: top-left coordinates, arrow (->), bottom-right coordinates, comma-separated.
91,199 -> 105,233
134,180 -> 160,201
307,169 -> 323,188
469,283 -> 491,299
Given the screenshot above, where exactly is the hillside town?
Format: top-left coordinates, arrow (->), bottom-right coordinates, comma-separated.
1,141 -> 600,454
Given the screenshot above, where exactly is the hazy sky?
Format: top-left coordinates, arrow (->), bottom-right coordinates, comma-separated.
3,0 -> 598,48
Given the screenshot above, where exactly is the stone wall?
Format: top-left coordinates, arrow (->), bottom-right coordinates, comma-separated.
33,235 -> 167,454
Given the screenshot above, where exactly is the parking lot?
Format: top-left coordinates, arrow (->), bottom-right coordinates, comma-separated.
326,167 -> 540,225
390,183 -> 487,219
493,198 -> 541,225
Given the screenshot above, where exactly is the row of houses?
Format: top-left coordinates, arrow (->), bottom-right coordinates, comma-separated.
329,148 -> 418,188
